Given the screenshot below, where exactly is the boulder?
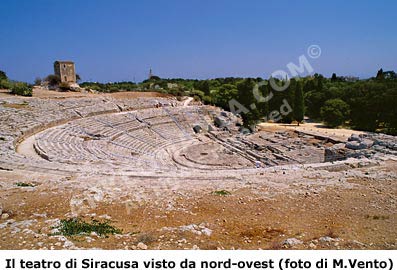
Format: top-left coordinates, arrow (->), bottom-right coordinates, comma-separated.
64,83 -> 85,92
207,125 -> 215,132
238,127 -> 251,134
201,228 -> 212,236
193,125 -> 202,134
319,236 -> 339,243
137,242 -> 148,250
214,116 -> 227,128
373,138 -> 397,150
372,145 -> 386,152
282,238 -> 303,247
220,111 -> 228,117
324,143 -> 347,162
359,139 -> 373,149
346,141 -> 366,150
346,139 -> 373,150
348,134 -> 361,142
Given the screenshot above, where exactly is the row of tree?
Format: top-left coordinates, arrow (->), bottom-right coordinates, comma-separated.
137,69 -> 396,135
1,68 -> 396,135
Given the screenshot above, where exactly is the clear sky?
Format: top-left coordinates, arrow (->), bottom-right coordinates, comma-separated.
1,0 -> 396,83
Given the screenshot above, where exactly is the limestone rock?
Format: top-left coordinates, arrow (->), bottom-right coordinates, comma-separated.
282,238 -> 303,247
319,236 -> 339,243
193,125 -> 202,134
324,143 -> 347,162
348,134 -> 361,142
346,141 -> 365,150
137,242 -> 148,250
214,116 -> 227,128
201,228 -> 213,236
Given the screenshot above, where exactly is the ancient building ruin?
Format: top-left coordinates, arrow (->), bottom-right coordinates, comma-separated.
54,61 -> 76,83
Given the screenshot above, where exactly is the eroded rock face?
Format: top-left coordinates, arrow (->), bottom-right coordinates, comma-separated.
346,141 -> 366,150
193,125 -> 202,133
348,134 -> 361,142
344,134 -> 396,155
282,238 -> 303,247
325,143 -> 348,162
214,116 -> 228,128
324,133 -> 397,163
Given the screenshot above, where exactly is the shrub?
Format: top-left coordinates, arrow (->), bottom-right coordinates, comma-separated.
191,89 -> 205,100
15,182 -> 35,187
0,70 -> 7,81
34,77 -> 42,86
46,74 -> 61,86
10,82 -> 32,96
320,98 -> 350,127
202,95 -> 213,105
59,82 -> 71,91
0,79 -> 12,89
53,218 -> 122,237
212,190 -> 231,196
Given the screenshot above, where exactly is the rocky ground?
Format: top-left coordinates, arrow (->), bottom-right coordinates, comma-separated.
0,158 -> 396,250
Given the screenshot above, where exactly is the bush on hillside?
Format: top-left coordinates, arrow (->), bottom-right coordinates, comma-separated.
46,74 -> 61,86
10,82 -> 32,96
0,79 -> 12,89
59,82 -> 71,91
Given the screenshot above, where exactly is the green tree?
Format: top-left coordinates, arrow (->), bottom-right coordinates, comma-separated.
196,80 -> 210,95
320,98 -> 350,127
305,90 -> 325,119
303,79 -> 315,93
259,81 -> 271,119
0,70 -> 7,81
46,74 -> 61,86
314,73 -> 324,91
293,81 -> 304,125
0,79 -> 12,89
211,84 -> 237,110
376,68 -> 384,80
191,89 -> 205,100
34,77 -> 42,86
331,73 -> 337,82
236,79 -> 259,129
0,70 -> 9,89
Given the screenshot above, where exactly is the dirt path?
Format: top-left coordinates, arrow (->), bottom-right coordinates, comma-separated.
183,97 -> 194,106
16,134 -> 40,159
258,122 -> 363,141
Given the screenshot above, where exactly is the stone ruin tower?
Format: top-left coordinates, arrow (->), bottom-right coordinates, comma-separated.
54,61 -> 76,83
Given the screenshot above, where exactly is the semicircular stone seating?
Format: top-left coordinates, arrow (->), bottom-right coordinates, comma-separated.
32,106 -> 210,170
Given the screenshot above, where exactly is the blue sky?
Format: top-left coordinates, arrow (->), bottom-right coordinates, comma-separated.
1,0 -> 396,82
